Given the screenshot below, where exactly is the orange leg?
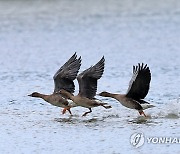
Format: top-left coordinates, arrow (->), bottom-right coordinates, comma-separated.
62,107 -> 72,115
138,110 -> 147,117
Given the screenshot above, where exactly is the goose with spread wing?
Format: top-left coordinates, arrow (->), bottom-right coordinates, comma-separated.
59,56 -> 111,116
28,53 -> 81,115
99,63 -> 154,117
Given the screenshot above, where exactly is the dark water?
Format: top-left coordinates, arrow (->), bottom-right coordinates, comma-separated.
0,0 -> 180,153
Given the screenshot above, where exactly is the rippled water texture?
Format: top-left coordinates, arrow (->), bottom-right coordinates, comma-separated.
0,0 -> 180,153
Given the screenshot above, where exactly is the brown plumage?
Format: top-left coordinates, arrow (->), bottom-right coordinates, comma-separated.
99,63 -> 154,117
28,53 -> 81,115
60,56 -> 112,116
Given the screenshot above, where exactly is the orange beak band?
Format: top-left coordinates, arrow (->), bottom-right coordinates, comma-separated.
139,111 -> 147,117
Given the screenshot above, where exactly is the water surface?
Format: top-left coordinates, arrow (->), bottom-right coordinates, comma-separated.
0,0 -> 180,153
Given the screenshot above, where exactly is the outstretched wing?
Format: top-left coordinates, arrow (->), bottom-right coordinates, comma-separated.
53,53 -> 81,93
126,63 -> 151,100
77,56 -> 105,99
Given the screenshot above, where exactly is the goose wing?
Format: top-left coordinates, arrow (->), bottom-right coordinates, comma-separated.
53,53 -> 81,93
126,63 -> 151,100
77,56 -> 105,99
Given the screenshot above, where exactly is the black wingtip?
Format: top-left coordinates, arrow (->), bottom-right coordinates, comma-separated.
133,65 -> 135,72
66,52 -> 77,63
78,56 -> 82,62
135,63 -> 150,71
141,63 -> 149,70
70,52 -> 77,60
98,56 -> 105,65
144,64 -> 147,68
138,63 -> 140,71
136,65 -> 138,72
77,56 -> 82,68
73,52 -> 77,56
101,56 -> 105,62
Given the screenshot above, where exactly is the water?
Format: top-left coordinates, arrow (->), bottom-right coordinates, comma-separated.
0,0 -> 180,153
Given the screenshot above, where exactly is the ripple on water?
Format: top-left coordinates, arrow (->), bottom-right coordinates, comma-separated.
128,116 -> 156,125
164,113 -> 179,119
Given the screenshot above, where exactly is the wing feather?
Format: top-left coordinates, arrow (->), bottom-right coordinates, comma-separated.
126,63 -> 151,100
53,53 -> 81,93
77,56 -> 105,99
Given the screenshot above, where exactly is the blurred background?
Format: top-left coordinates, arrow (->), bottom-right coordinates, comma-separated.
0,0 -> 180,153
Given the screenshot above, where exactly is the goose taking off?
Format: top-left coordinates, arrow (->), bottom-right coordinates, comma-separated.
59,56 -> 111,116
99,63 -> 154,117
28,53 -> 81,115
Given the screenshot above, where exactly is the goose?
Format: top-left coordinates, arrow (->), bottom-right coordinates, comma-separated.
99,63 -> 154,117
28,53 -> 81,115
59,56 -> 111,116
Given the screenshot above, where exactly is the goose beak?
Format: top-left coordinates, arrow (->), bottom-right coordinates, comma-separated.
28,94 -> 32,97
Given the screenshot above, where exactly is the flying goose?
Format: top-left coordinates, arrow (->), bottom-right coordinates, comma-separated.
99,63 -> 154,117
28,53 -> 81,115
59,56 -> 111,116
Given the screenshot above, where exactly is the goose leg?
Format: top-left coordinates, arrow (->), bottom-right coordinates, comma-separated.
62,107 -> 72,115
102,105 -> 112,109
82,108 -> 92,116
138,110 -> 147,117
67,108 -> 72,115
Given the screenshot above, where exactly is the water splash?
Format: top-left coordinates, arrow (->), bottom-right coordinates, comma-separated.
154,98 -> 180,119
